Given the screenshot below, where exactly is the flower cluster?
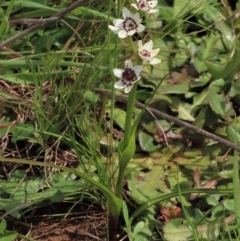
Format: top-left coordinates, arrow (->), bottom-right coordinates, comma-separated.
109,0 -> 160,93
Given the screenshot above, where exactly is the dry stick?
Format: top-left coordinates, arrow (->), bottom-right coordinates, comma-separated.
93,88 -> 240,152
9,18 -> 59,26
0,0 -> 91,49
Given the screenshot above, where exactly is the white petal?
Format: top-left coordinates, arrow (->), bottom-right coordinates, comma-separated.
125,59 -> 134,69
108,25 -> 120,34
125,84 -> 134,93
138,53 -> 146,60
132,13 -> 141,23
133,65 -> 143,76
113,19 -> 124,27
118,29 -> 128,38
127,29 -> 137,36
138,40 -> 143,50
137,24 -> 145,32
131,3 -> 140,10
136,76 -> 141,81
149,58 -> 161,65
122,7 -> 132,18
148,1 -> 158,8
113,68 -> 124,78
150,48 -> 160,57
144,40 -> 153,51
132,77 -> 140,83
114,80 -> 126,89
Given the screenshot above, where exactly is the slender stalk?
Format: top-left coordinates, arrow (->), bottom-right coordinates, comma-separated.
115,81 -> 137,199
233,150 -> 240,227
123,83 -> 137,149
122,36 -> 139,149
115,161 -> 128,199
108,2 -> 122,241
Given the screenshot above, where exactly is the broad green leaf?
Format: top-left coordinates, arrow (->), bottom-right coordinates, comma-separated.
208,79 -> 234,117
228,82 -> 240,98
193,89 -> 208,107
208,89 -> 226,116
112,108 -> 126,130
11,123 -> 35,143
209,78 -> 225,91
190,73 -> 212,88
223,199 -> 234,211
227,118 -> 240,146
197,219 -> 221,240
0,219 -> 6,234
132,206 -> 157,241
171,97 -> 195,121
158,82 -> 189,94
163,219 -> 192,241
194,108 -> 206,128
205,42 -> 240,80
132,221 -> 145,239
1,199 -> 23,219
49,190 -> 64,203
139,131 -> 160,153
0,231 -> 18,241
127,165 -> 165,204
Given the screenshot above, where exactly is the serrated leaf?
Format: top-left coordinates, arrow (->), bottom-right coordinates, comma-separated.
132,206 -> 157,241
159,82 -> 189,94
163,219 -> 192,241
205,42 -> 240,80
208,84 -> 233,117
208,90 -> 225,116
227,118 -> 240,146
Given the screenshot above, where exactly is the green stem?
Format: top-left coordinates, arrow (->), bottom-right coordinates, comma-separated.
107,2 -> 121,240
123,83 -> 137,149
233,150 -> 240,227
115,83 -> 137,198
115,161 -> 128,198
123,37 -> 139,149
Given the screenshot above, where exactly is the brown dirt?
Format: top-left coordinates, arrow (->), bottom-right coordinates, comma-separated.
9,202 -> 107,241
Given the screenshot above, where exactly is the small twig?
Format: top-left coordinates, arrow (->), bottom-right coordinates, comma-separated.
0,0 -> 91,49
93,88 -> 240,152
9,17 -> 59,26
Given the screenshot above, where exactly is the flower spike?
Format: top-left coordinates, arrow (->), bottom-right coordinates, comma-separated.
108,7 -> 145,39
131,0 -> 159,13
113,59 -> 143,93
138,40 -> 161,65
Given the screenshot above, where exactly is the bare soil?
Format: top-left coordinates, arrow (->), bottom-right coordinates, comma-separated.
9,202 -> 107,241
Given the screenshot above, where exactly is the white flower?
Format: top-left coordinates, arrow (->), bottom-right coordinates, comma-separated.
113,59 -> 143,93
138,40 -> 161,65
131,0 -> 159,13
108,7 -> 145,39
